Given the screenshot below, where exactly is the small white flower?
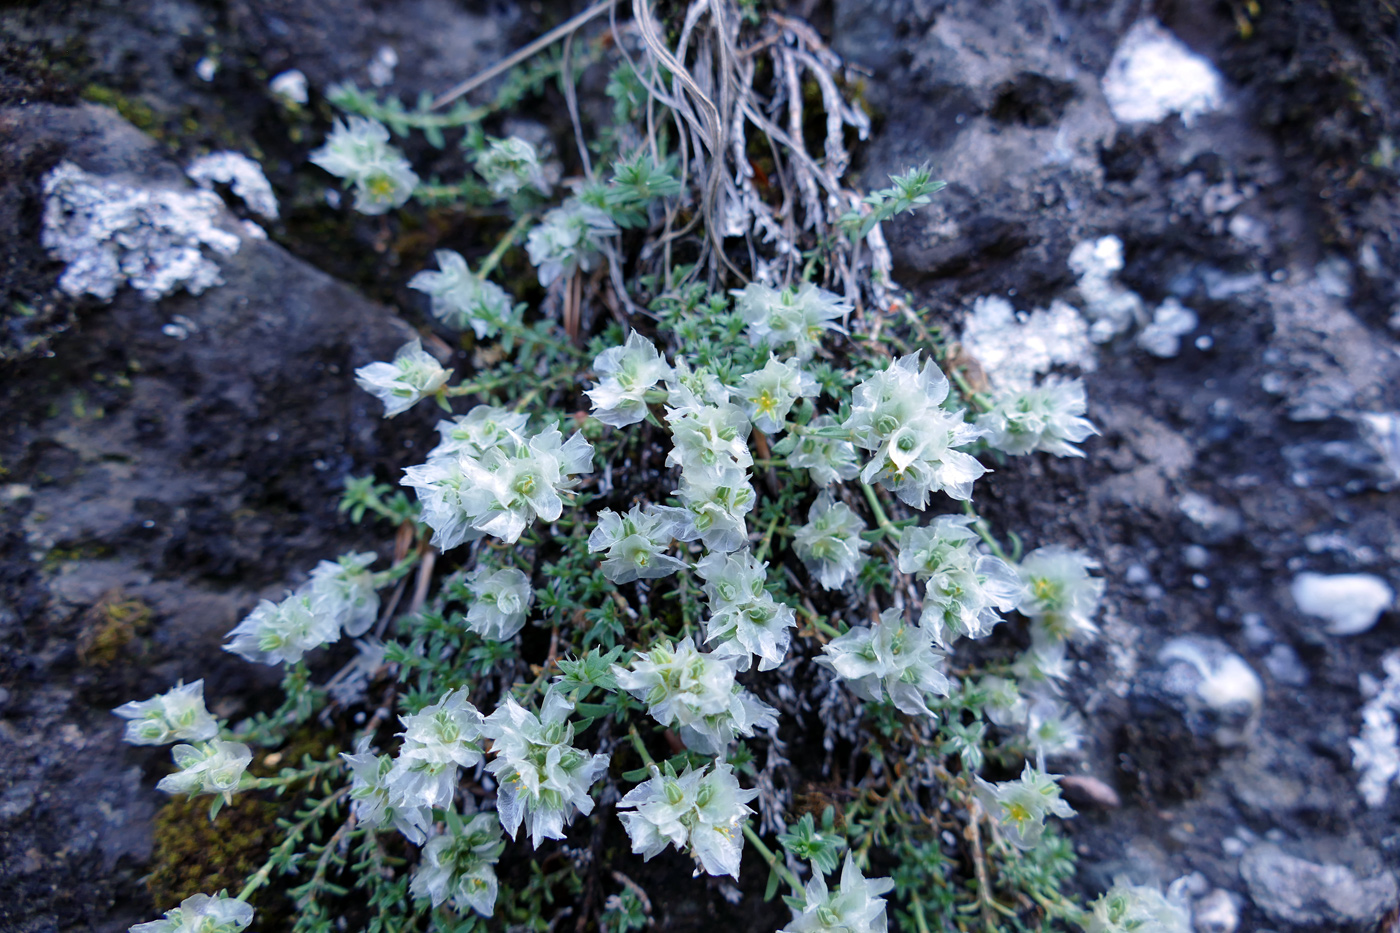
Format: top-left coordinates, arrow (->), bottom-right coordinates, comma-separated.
474,136 -> 551,198
817,608 -> 949,716
309,116 -> 418,214
411,812 -> 505,916
973,764 -> 1075,850
613,637 -> 778,754
1017,546 -> 1104,646
736,355 -> 818,434
428,405 -> 529,462
587,504 -> 687,583
482,691 -> 610,848
1083,879 -> 1193,933
978,376 -> 1098,457
696,549 -> 796,671
617,760 -> 757,879
671,465 -> 756,554
461,566 -> 534,640
409,250 -> 519,338
843,353 -> 986,508
114,680 -> 219,746
224,592 -> 340,665
793,491 -> 870,590
896,516 -> 1022,646
342,736 -> 433,844
977,675 -> 1028,727
385,688 -> 485,812
307,551 -> 380,637
354,339 -> 452,418
780,854 -> 894,933
733,281 -> 850,361
526,198 -> 618,286
786,415 -> 861,486
156,739 -> 253,802
1026,698 -> 1085,760
130,893 -> 253,933
586,332 -> 673,428
665,393 -> 753,479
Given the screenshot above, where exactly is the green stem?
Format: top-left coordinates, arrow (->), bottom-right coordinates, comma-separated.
948,367 -> 992,413
752,511 -> 782,563
961,501 -> 1008,561
860,482 -> 901,541
910,891 -> 933,933
741,823 -> 804,893
627,725 -> 657,768
477,212 -> 535,280
240,756 -> 344,792
237,784 -> 351,902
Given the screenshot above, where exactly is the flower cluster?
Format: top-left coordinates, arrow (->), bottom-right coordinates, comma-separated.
1082,879 -> 1192,933
157,739 -> 253,803
473,136 -> 551,198
978,376 -> 1098,457
736,355 -> 818,434
780,855 -> 894,933
614,637 -> 778,754
617,760 -> 757,878
460,566 -> 534,640
384,688 -> 485,815
973,764 -> 1075,850
1016,546 -> 1104,646
342,737 -> 433,845
782,415 -> 860,487
895,516 -> 1022,646
696,549 -> 796,671
733,281 -> 850,361
793,491 -> 869,590
310,116 -> 418,214
403,412 -> 594,547
306,551 -> 381,637
843,353 -> 985,508
411,812 -> 506,916
586,332 -> 673,428
482,692 -> 610,847
131,893 -> 253,933
355,339 -> 452,418
409,250 -> 520,338
526,198 -> 618,286
817,608 -> 949,716
588,503 -> 688,583
664,371 -> 758,552
114,680 -> 218,746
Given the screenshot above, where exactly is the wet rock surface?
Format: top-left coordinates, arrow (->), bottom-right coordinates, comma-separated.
2,0 -> 1399,931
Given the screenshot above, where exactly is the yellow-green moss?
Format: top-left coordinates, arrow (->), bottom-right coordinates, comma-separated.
147,792 -> 280,912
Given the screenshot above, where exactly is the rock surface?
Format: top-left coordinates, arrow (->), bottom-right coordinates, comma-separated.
1240,844 -> 1398,931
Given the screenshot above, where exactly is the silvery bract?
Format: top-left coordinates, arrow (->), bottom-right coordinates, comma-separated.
696,549 -> 796,672
526,198 -> 618,286
896,515 -> 1022,647
1016,546 -> 1104,646
114,680 -> 218,746
793,491 -> 870,591
1026,698 -> 1085,760
1083,878 -> 1193,933
973,764 -> 1075,850
786,415 -> 860,487
342,736 -> 433,845
354,339 -> 452,418
780,854 -> 894,933
309,116 -> 418,214
428,406 -> 529,463
411,812 -> 505,917
588,504 -> 687,583
670,465 -> 756,554
482,691 -> 610,848
307,551 -> 380,637
224,592 -> 340,665
736,355 -> 818,434
843,353 -> 986,508
409,250 -> 518,338
385,687 -> 485,812
978,376 -> 1098,457
462,566 -> 534,640
586,332 -> 673,428
156,739 -> 253,802
733,281 -> 850,361
474,136 -> 551,198
617,760 -> 757,879
129,893 -> 253,933
817,608 -> 949,717
665,386 -> 753,478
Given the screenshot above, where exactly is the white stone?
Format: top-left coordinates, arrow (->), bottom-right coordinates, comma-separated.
269,69 -> 309,105
1291,572 -> 1393,635
186,151 -> 279,220
1102,19 -> 1224,127
1137,297 -> 1199,358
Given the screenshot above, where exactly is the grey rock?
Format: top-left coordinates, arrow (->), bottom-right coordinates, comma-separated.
1178,492 -> 1244,544
1241,844 -> 1398,931
1155,636 -> 1263,747
1193,888 -> 1239,933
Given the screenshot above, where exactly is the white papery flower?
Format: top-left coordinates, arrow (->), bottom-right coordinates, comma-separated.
977,675 -> 1029,727
786,415 -> 861,487
586,332 -> 673,428
474,136 -> 551,198
665,393 -> 753,478
309,116 -> 418,214
587,504 -> 687,583
736,355 -> 818,434
409,250 -> 518,338
617,760 -> 757,879
129,893 -> 253,933
385,688 -> 485,812
461,566 -> 534,640
1026,698 -> 1085,760
307,551 -> 380,637
843,353 -> 986,508
482,691 -> 609,848
613,637 -> 778,754
973,764 -> 1075,850
817,608 -> 949,717
733,281 -> 850,361
793,491 -> 870,590
428,405 -> 529,462
896,515 -> 1022,647
224,592 -> 340,665
411,812 -> 505,916
1082,879 -> 1194,933
671,465 -> 756,554
114,680 -> 218,746
526,198 -> 618,286
342,737 -> 432,844
696,549 -> 796,671
1016,546 -> 1104,646
978,376 -> 1098,457
780,854 -> 894,933
156,739 -> 253,802
354,339 -> 452,418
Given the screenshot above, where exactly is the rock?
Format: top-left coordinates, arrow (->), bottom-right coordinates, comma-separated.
1156,636 -> 1263,747
1241,844 -> 1398,931
1177,492 -> 1243,545
1059,774 -> 1122,809
1101,18 -> 1225,127
1291,572 -> 1393,635
1192,888 -> 1239,933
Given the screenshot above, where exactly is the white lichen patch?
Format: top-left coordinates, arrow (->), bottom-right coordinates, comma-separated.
1353,651 -> 1400,807
1102,18 -> 1224,127
42,161 -> 242,302
1069,235 -> 1147,343
187,151 -> 279,220
960,295 -> 1095,388
1137,296 -> 1199,358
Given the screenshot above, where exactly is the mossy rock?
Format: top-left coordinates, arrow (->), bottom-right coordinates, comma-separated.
146,792 -> 280,914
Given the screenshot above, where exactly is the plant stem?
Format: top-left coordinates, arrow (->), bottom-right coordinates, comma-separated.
626,725 -> 656,768
741,823 -> 804,893
478,212 -> 535,279
960,501 -> 1009,561
238,784 -> 351,902
860,482 -> 900,541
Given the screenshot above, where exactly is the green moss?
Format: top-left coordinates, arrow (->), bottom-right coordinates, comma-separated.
147,792 -> 280,913
81,84 -> 158,134
77,592 -> 151,667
